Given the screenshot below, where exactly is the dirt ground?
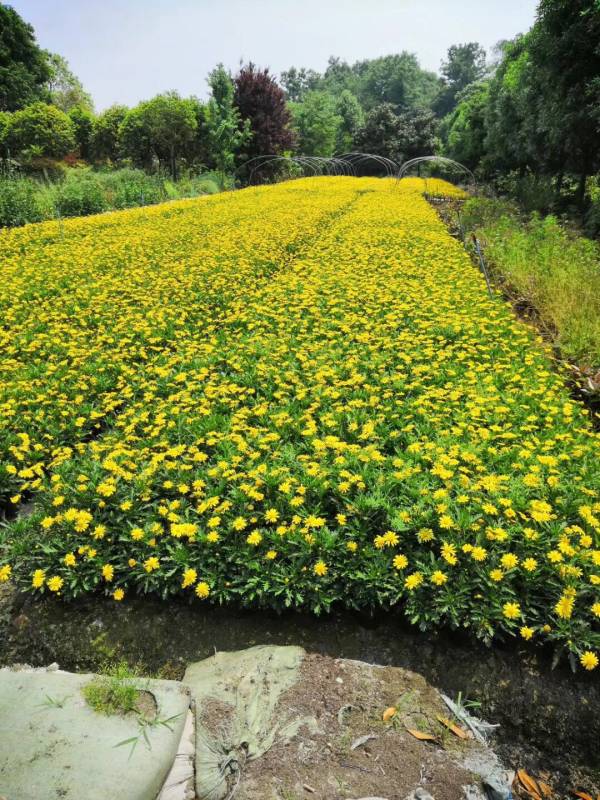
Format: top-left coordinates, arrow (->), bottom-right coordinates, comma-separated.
235,653 -> 501,800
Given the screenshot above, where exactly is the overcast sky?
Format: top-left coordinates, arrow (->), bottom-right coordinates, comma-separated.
13,0 -> 539,111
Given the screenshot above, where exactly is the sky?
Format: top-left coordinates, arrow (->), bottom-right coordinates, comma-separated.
12,0 -> 539,111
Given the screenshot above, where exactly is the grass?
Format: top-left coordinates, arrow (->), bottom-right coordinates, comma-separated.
460,197 -> 600,370
0,167 -> 223,228
83,661 -> 142,716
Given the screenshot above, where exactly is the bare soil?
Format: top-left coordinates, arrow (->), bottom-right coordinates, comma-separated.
238,653 -> 491,800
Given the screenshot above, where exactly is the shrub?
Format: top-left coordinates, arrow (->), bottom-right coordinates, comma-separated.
0,176 -> 43,226
55,170 -> 108,217
463,196 -> 600,367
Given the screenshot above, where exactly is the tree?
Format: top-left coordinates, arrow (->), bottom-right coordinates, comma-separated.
280,66 -> 321,102
334,90 -> 363,153
234,63 -> 295,175
443,82 -> 490,170
0,110 -> 9,160
355,104 -> 437,165
290,91 -> 340,157
484,36 -> 546,177
355,53 -> 439,112
91,104 -> 128,163
46,53 -> 93,113
69,104 -> 94,160
205,64 -> 250,177
0,4 -> 50,111
119,93 -> 198,178
528,0 -> 600,206
5,102 -> 75,160
435,43 -> 487,116
354,103 -> 403,163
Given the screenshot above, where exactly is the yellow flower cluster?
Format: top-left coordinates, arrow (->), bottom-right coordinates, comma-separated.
0,176 -> 598,667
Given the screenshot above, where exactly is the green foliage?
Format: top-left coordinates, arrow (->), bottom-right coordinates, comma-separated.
443,82 -> 490,170
83,661 -> 141,716
0,167 -> 224,227
280,66 -> 320,102
462,196 -> 600,365
335,90 -> 363,154
0,175 -> 43,226
54,169 -> 108,217
355,53 -> 439,112
119,92 -> 199,178
434,43 -> 487,116
5,102 -> 76,161
290,91 -> 340,157
205,64 -> 250,176
91,105 -> 128,163
69,105 -> 94,160
45,53 -> 93,113
355,104 -> 437,164
0,3 -> 50,111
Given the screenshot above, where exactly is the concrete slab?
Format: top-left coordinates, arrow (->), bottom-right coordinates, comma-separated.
0,667 -> 190,800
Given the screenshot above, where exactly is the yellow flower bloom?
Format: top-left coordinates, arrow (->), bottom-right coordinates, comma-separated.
182,568 -> 197,588
503,602 -> 521,620
314,560 -> 328,576
32,569 -> 45,588
47,575 -> 63,592
580,651 -> 598,671
195,581 -> 210,599
113,588 -> 125,601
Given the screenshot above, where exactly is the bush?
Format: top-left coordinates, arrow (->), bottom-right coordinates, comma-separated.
99,168 -> 165,209
55,170 -> 108,217
0,176 -> 43,226
463,196 -> 600,367
0,166 -> 226,228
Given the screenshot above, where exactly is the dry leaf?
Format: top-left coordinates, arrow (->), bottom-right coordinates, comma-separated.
537,781 -> 552,798
436,714 -> 469,739
571,793 -> 594,800
516,770 -> 542,799
382,706 -> 397,722
405,728 -> 437,742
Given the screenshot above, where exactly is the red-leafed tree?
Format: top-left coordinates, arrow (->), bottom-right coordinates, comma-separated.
233,63 -> 295,180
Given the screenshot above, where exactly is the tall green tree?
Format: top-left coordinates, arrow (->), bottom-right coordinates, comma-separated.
443,82 -> 490,170
334,90 -> 363,153
0,3 -> 50,111
355,104 -> 437,165
434,43 -> 487,116
119,93 -> 198,178
5,102 -> 75,160
290,91 -> 340,157
46,53 -> 93,113
355,53 -> 439,111
205,64 -> 250,176
68,104 -> 94,160
528,0 -> 600,205
91,104 -> 128,163
280,66 -> 321,102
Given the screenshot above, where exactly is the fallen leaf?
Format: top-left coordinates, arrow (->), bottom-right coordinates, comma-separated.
571,793 -> 593,800
516,770 -> 542,799
436,714 -> 469,739
405,728 -> 438,742
537,781 -> 552,798
382,706 -> 397,722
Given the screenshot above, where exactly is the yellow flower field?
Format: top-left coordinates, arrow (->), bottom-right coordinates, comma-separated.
0,177 -> 599,668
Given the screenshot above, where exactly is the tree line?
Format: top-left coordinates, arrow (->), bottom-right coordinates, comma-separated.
1,0 -> 598,213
